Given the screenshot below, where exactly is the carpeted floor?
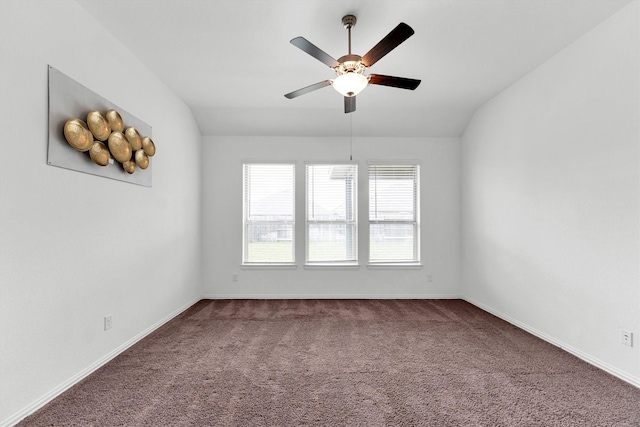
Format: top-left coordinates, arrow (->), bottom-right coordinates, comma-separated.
18,299 -> 640,426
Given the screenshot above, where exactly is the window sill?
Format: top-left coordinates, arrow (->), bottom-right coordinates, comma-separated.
240,264 -> 298,270
304,264 -> 360,270
367,263 -> 423,270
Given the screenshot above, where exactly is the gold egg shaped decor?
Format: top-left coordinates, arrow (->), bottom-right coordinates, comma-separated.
124,127 -> 142,151
123,159 -> 136,174
135,149 -> 149,170
63,118 -> 93,152
108,132 -> 132,163
141,136 -> 156,157
86,110 -> 111,141
105,109 -> 124,132
89,141 -> 110,166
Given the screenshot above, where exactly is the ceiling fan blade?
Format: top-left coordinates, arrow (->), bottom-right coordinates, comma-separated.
368,74 -> 421,90
284,80 -> 332,99
344,96 -> 356,114
290,37 -> 340,68
361,23 -> 414,67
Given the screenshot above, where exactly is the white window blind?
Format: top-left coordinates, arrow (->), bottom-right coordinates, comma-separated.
306,164 -> 357,264
243,163 -> 295,264
369,164 -> 420,263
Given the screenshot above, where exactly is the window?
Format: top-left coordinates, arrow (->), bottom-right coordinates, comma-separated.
306,164 -> 357,264
243,163 -> 295,264
369,164 -> 420,263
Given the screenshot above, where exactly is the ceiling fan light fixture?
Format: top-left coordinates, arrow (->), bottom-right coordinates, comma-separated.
332,72 -> 368,97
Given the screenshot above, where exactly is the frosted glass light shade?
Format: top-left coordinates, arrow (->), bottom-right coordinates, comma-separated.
333,73 -> 368,97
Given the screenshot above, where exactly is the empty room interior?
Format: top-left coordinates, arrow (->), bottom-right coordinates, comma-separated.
1,0 -> 639,425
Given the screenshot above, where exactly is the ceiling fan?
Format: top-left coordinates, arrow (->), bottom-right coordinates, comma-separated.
284,15 -> 421,113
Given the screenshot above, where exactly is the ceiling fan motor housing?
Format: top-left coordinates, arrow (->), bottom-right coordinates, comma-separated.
335,55 -> 366,76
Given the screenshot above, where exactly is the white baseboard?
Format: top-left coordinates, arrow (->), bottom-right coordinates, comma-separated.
201,293 -> 463,299
2,297 -> 200,427
464,297 -> 640,389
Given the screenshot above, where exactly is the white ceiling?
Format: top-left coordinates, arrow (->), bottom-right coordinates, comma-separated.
76,0 -> 632,137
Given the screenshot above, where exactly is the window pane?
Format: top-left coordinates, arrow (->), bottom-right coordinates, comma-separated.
245,223 -> 294,263
369,223 -> 416,262
306,164 -> 357,263
243,164 -> 295,264
308,223 -> 357,262
369,165 -> 418,221
246,164 -> 294,221
307,165 -> 356,221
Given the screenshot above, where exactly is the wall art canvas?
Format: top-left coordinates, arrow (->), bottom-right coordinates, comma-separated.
48,65 -> 153,187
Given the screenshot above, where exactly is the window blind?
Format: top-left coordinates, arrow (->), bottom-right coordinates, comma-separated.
369,164 -> 420,263
243,163 -> 295,264
306,164 -> 357,263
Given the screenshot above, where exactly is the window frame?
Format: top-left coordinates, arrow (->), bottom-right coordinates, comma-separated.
367,162 -> 421,265
305,162 -> 358,266
242,162 -> 296,266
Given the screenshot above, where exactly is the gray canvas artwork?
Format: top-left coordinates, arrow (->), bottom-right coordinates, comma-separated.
47,65 -> 153,187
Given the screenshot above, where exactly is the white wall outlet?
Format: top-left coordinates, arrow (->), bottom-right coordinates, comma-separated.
427,274 -> 433,282
232,274 -> 238,282
621,330 -> 633,347
104,315 -> 112,331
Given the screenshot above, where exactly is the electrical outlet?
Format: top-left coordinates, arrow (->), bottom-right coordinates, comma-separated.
621,330 -> 633,347
104,315 -> 112,331
427,274 -> 433,282
232,274 -> 238,282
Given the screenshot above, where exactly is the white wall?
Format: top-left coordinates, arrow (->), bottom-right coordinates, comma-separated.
0,1 -> 202,425
202,136 -> 460,298
461,1 -> 639,385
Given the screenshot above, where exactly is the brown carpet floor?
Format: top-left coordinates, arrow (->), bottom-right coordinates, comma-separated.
18,299 -> 640,426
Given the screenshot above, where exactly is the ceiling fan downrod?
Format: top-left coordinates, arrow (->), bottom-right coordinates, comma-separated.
342,15 -> 357,55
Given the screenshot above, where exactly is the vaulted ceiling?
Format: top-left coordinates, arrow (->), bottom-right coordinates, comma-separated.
76,0 -> 632,137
